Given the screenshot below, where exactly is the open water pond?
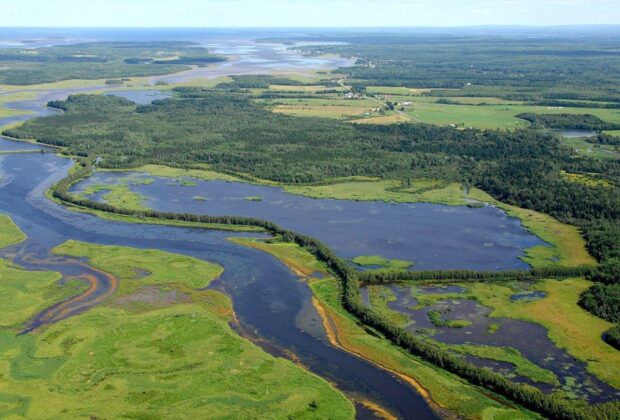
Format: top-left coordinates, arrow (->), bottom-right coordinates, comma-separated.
363,284 -> 620,403
72,173 -> 547,271
105,90 -> 171,105
552,129 -> 598,138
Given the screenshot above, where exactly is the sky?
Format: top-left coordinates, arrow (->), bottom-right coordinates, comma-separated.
2,0 -> 619,27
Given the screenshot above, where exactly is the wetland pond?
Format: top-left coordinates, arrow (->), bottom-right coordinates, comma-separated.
362,284 -> 620,403
71,173 -> 547,271
551,129 -> 598,138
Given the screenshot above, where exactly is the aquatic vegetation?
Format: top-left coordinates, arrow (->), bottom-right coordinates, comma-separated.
176,178 -> 197,187
427,309 -> 472,328
444,343 -> 559,385
352,255 -> 413,271
367,285 -> 411,326
79,183 -> 147,211
244,195 -> 262,201
487,323 -> 500,334
465,279 -> 620,389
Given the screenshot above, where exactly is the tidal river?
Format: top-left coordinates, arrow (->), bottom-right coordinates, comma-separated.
0,39 -> 437,418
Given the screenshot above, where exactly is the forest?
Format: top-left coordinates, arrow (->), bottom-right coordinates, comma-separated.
287,31 -> 620,100
6,89 -> 620,337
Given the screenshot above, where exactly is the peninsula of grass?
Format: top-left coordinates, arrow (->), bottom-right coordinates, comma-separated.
442,343 -> 559,385
53,240 -> 224,292
0,214 -> 26,248
0,215 -> 86,329
229,236 -> 328,277
79,183 -> 147,211
0,240 -> 358,419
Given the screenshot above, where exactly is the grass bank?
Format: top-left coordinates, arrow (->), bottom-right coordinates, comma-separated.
0,215 -> 87,329
0,239 -> 355,419
230,236 -> 539,419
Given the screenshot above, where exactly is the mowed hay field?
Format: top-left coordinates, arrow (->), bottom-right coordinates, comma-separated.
259,85 -> 620,130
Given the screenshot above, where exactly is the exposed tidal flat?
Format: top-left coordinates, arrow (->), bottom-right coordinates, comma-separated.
72,171 -> 556,270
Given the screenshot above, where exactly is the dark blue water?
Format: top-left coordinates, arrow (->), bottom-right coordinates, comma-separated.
370,284 -> 620,403
0,151 -> 436,420
0,136 -> 50,151
510,291 -> 547,301
72,173 -> 547,271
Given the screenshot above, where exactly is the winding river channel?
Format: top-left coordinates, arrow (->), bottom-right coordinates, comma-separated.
0,39 -> 442,419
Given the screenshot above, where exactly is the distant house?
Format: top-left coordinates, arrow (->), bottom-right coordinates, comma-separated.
343,92 -> 363,100
403,101 -> 412,106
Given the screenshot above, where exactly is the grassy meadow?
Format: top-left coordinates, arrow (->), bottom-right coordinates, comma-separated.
0,237 -> 355,418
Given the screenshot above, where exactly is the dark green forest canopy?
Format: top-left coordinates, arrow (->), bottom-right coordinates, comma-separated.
0,42 -> 224,84
285,33 -> 620,99
5,90 -> 620,261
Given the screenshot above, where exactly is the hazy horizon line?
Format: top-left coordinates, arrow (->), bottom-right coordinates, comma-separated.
2,24 -> 620,29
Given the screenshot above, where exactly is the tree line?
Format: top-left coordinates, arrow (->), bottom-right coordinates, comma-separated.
49,159 -> 620,420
